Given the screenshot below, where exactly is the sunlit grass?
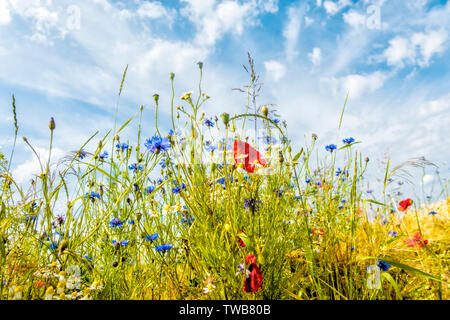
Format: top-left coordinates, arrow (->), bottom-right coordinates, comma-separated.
0,59 -> 448,300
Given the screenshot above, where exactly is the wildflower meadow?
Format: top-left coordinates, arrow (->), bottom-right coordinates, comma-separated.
0,59 -> 448,302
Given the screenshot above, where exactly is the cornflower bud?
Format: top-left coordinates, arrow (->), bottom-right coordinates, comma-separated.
49,117 -> 55,130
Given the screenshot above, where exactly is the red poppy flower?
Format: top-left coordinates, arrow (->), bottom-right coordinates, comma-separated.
233,140 -> 266,173
405,232 -> 428,248
243,254 -> 263,293
398,198 -> 413,212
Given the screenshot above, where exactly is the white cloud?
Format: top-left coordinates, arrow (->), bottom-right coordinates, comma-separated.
181,0 -> 275,47
308,47 -> 322,66
135,39 -> 206,76
13,146 -> 66,185
304,16 -> 314,27
343,9 -> 366,28
258,0 -> 278,14
264,60 -> 286,81
422,174 -> 434,185
323,0 -> 351,16
419,96 -> 450,116
0,0 -> 11,24
384,30 -> 448,68
321,71 -> 388,99
283,4 -> 304,61
412,30 -> 448,67
136,1 -> 176,23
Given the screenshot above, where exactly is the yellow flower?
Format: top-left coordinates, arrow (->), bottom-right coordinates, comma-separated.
13,286 -> 23,300
57,281 -> 66,294
45,286 -> 54,300
181,91 -> 193,100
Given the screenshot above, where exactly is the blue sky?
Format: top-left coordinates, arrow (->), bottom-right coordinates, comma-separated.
0,0 -> 449,195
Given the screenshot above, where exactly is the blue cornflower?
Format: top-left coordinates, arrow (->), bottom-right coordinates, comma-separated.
217,177 -> 226,185
325,144 -> 337,152
146,233 -> 159,242
171,182 -> 186,194
244,198 -> 261,211
77,150 -> 87,160
145,135 -> 171,154
84,191 -> 101,201
342,137 -> 355,145
204,140 -> 217,152
99,151 -> 109,160
203,117 -> 215,128
181,212 -> 195,226
377,259 -> 391,272
112,239 -> 129,247
258,133 -> 277,145
305,179 -> 311,184
128,220 -> 135,225
388,231 -> 398,236
366,189 -> 374,194
168,129 -> 182,141
116,143 -> 129,151
49,242 -> 58,251
428,211 -> 437,215
155,244 -> 173,252
271,118 -> 280,124
146,186 -> 155,194
21,215 -> 37,223
236,263 -> 245,275
109,218 -> 123,228
128,163 -> 143,172
159,157 -> 174,169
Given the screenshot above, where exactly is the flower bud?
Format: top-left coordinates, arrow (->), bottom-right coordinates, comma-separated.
197,62 -> 203,70
261,106 -> 269,117
153,94 -> 159,103
49,117 -> 55,130
170,73 -> 175,80
220,113 -> 230,126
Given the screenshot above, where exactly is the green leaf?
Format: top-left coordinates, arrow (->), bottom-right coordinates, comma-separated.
117,112 -> 137,135
379,256 -> 445,283
338,142 -> 361,150
237,231 -> 248,247
381,272 -> 403,299
292,148 -> 304,162
364,199 -> 388,207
